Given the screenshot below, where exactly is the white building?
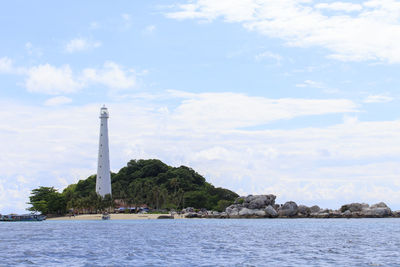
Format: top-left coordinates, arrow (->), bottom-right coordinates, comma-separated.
96,105 -> 112,197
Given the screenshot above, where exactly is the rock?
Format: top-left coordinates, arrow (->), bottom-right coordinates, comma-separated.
342,210 -> 352,217
239,208 -> 255,217
361,203 -> 369,210
329,210 -> 342,218
278,201 -> 298,217
183,207 -> 195,213
226,205 -> 240,215
219,212 -> 228,218
157,215 -> 174,219
362,207 -> 391,217
243,194 -> 276,209
265,205 -> 278,218
309,205 -> 321,213
371,202 -> 389,209
185,212 -> 199,218
315,212 -> 330,218
392,211 -> 400,217
340,203 -> 363,213
254,210 -> 266,217
298,205 -> 311,216
234,197 -> 245,204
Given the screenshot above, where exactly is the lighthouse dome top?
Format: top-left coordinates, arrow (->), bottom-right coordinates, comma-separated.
99,105 -> 109,118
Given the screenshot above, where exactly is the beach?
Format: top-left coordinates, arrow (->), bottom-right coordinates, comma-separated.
47,213 -> 184,220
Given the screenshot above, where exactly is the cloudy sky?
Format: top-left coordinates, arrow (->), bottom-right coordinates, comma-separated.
2,0 -> 400,213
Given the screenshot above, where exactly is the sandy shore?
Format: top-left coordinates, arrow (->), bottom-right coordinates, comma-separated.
48,213 -> 185,220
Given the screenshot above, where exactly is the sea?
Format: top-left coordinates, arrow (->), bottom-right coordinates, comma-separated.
0,218 -> 399,266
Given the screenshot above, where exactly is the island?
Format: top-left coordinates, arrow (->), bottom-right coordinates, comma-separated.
27,159 -> 400,220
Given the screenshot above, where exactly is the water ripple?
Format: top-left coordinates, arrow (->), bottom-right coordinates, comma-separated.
0,219 -> 400,266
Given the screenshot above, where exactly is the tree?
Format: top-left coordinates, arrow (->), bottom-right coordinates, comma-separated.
28,187 -> 66,215
32,159 -> 239,214
183,191 -> 209,209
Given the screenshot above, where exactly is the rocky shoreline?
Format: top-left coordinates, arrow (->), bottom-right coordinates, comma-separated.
182,194 -> 400,219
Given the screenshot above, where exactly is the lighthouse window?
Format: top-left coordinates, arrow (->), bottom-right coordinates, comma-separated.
101,124 -> 103,126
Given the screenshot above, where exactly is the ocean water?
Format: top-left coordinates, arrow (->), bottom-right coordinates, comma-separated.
0,218 -> 399,266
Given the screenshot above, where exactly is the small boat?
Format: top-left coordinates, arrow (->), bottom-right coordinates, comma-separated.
101,212 -> 110,220
0,214 -> 46,222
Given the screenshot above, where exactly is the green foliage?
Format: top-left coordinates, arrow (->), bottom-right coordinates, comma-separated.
30,159 -> 239,214
215,199 -> 234,212
28,186 -> 67,215
184,191 -> 209,209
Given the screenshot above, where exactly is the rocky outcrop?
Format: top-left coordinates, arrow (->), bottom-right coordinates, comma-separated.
340,203 -> 365,213
226,194 -> 277,218
242,195 -> 276,209
181,195 -> 397,219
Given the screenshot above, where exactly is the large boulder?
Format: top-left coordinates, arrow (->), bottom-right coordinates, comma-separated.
225,205 -> 240,217
254,210 -> 266,217
362,208 -> 391,217
278,201 -> 298,217
239,208 -> 254,217
298,205 -> 311,216
362,202 -> 391,217
371,202 -> 389,209
340,203 -> 363,213
309,205 -> 321,213
265,205 -> 278,218
243,194 -> 276,209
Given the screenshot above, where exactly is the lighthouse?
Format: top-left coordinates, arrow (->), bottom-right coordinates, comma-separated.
96,105 -> 112,197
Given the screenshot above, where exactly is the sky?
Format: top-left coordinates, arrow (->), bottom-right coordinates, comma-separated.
1,0 -> 400,213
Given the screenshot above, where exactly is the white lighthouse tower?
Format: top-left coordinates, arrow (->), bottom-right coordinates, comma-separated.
96,105 -> 112,197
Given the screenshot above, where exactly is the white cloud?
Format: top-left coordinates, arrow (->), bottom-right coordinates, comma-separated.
296,80 -> 324,88
315,2 -> 363,12
1,59 -> 137,94
83,61 -> 136,90
44,96 -> 73,106
65,38 -> 102,53
25,64 -> 83,94
169,91 -> 357,130
363,94 -> 394,103
2,91 -> 400,214
0,57 -> 13,73
254,51 -> 282,65
166,0 -> 400,63
144,25 -> 156,33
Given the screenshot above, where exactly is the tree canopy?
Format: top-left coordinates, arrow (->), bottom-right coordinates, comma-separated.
28,186 -> 67,215
28,159 -> 239,215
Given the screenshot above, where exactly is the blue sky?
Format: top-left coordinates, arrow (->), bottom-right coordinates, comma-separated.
1,0 -> 400,213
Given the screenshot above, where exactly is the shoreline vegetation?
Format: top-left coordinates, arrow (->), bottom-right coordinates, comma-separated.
26,159 -> 400,220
